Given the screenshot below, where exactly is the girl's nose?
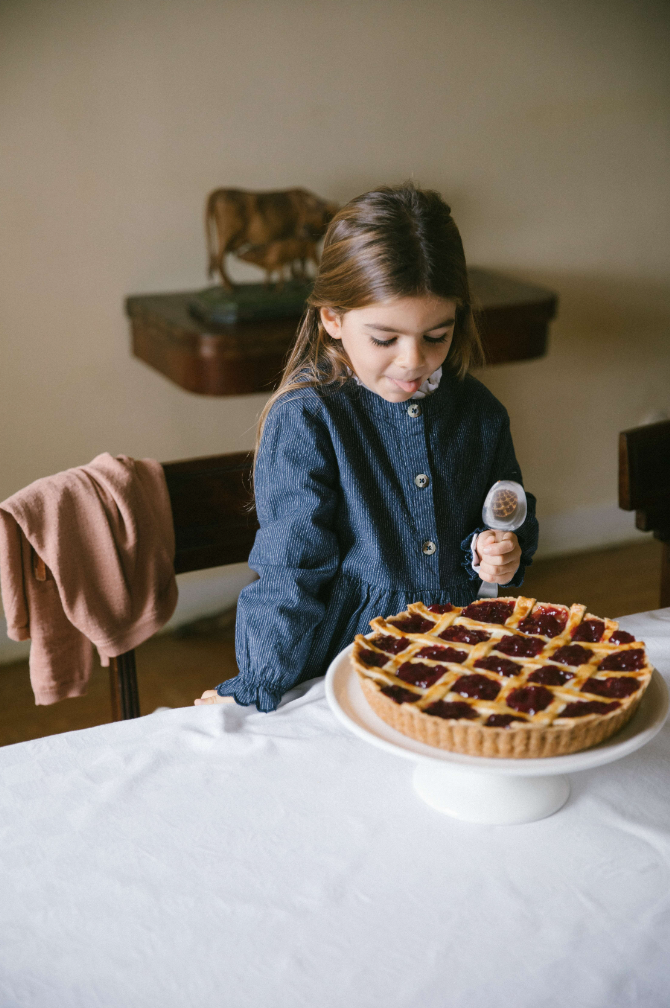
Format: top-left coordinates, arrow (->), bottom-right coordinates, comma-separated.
394,338 -> 425,372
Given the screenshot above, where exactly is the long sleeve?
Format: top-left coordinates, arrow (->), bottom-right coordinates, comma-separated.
217,400 -> 340,711
460,416 -> 539,587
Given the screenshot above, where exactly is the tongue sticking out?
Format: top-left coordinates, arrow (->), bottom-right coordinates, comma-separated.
390,377 -> 422,393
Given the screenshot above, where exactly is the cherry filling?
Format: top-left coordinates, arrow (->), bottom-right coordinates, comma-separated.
388,615 -> 435,634
572,619 -> 605,642
495,635 -> 544,658
528,665 -> 574,686
415,645 -> 467,663
424,700 -> 479,721
439,626 -> 490,645
381,685 -> 419,704
485,714 -> 527,728
560,700 -> 620,718
451,674 -> 501,701
461,600 -> 515,624
370,635 -> 409,655
506,685 -> 554,714
550,644 -> 592,667
518,606 -> 567,638
359,649 -> 389,668
581,676 -> 640,699
474,656 -> 522,678
427,603 -> 454,614
397,662 -> 447,688
598,649 -> 645,671
609,630 -> 636,645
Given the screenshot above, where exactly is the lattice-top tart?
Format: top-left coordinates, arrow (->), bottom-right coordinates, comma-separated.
352,597 -> 653,758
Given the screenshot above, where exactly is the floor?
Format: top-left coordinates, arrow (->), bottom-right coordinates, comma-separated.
0,539 -> 664,748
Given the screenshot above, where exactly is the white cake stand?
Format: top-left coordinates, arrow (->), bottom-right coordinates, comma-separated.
325,645 -> 669,825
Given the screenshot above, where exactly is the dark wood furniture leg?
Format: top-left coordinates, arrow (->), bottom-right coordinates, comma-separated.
661,541 -> 670,609
109,660 -> 122,721
109,650 -> 140,720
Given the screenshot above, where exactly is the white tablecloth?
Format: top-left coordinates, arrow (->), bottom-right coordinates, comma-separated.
1,609 -> 670,1008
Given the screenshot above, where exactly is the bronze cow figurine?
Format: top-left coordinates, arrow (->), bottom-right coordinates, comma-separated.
237,237 -> 320,288
205,187 -> 337,290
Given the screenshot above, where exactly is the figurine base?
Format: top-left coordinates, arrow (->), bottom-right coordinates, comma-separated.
189,281 -> 313,326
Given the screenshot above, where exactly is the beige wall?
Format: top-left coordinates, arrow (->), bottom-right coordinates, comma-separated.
1,0 -> 669,541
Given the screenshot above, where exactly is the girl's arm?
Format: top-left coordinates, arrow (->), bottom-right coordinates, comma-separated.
204,399 -> 340,712
461,417 -> 539,587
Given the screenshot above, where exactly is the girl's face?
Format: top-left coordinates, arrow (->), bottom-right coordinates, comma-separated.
321,295 -> 456,402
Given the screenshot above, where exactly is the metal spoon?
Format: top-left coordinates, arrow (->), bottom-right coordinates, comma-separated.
477,480 -> 527,598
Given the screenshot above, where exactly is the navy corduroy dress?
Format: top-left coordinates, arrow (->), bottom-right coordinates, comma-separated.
217,369 -> 539,711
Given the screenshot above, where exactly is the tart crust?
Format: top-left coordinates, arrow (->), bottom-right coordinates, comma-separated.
359,673 -> 644,758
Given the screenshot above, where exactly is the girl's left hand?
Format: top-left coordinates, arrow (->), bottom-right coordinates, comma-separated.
477,531 -> 521,584
194,690 -> 235,705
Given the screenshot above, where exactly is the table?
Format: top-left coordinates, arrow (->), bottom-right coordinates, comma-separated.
126,268 -> 558,395
1,608 -> 669,1008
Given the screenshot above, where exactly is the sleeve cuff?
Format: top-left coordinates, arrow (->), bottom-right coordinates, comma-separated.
470,532 -> 482,574
216,674 -> 283,713
460,526 -> 489,582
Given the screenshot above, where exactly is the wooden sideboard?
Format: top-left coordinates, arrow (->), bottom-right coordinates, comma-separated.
126,267 -> 557,396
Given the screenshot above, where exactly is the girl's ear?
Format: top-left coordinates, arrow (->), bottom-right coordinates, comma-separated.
320,307 -> 342,340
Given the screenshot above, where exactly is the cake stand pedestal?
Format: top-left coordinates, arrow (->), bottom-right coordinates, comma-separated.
325,645 -> 668,825
411,763 -> 570,824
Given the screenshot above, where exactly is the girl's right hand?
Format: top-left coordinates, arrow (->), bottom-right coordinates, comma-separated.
477,530 -> 521,584
194,690 -> 235,706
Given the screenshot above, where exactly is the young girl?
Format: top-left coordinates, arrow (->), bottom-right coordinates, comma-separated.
195,184 -> 539,712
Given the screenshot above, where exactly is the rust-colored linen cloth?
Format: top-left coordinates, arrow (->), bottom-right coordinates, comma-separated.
0,453 -> 177,704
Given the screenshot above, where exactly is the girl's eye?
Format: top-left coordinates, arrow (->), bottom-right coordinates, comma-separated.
370,330 -> 451,348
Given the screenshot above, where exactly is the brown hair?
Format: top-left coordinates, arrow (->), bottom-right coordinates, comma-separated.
255,183 -> 483,454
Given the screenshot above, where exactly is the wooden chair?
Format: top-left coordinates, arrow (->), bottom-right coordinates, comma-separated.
619,419 -> 670,610
109,452 -> 258,720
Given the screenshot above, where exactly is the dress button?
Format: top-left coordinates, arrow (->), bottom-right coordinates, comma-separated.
407,403 -> 422,418
422,540 -> 437,555
414,473 -> 429,488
